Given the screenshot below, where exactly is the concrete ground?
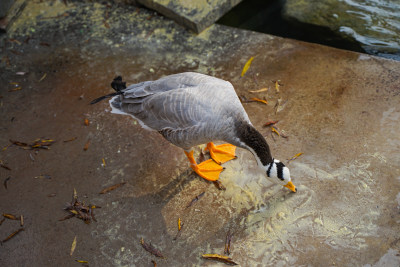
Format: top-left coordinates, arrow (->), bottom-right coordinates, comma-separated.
0,1 -> 399,266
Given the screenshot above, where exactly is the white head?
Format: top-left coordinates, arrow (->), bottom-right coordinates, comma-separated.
264,159 -> 296,192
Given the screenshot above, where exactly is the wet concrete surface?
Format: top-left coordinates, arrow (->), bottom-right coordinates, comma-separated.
1,1 -> 400,266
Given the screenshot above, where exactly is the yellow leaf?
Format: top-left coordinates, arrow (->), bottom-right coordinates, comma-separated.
271,127 -> 280,136
249,88 -> 268,93
70,236 -> 77,256
75,260 -> 88,263
102,158 -> 106,167
241,57 -> 254,77
274,80 -> 283,92
288,152 -> 303,163
178,218 -> 181,231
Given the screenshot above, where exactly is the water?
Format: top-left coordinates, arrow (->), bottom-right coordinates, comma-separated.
218,0 -> 400,60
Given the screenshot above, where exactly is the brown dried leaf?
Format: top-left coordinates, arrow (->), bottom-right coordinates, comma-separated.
213,180 -> 226,191
84,119 -> 89,126
63,137 -> 77,142
140,238 -> 165,258
186,191 -> 205,209
2,228 -> 24,243
99,182 -> 126,194
3,213 -> 18,220
83,140 -> 90,151
202,254 -> 238,265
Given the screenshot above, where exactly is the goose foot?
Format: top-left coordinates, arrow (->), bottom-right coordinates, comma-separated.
184,150 -> 224,181
206,142 -> 237,164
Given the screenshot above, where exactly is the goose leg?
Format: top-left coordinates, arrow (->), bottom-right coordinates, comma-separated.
184,150 -> 224,181
206,142 -> 237,164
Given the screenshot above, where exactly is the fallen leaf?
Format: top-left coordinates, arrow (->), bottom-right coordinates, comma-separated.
63,137 -> 77,142
83,140 -> 90,151
3,176 -> 11,189
140,238 -> 165,258
241,57 -> 254,77
84,119 -> 89,126
70,236 -> 77,256
20,215 -> 24,226
151,260 -> 157,267
3,213 -> 18,220
202,254 -> 238,265
8,87 -> 22,92
186,191 -> 205,209
271,127 -> 280,136
178,218 -> 182,231
224,230 -> 233,255
249,88 -> 268,93
2,228 -> 24,243
263,120 -> 279,127
287,152 -> 303,163
0,161 -> 11,170
34,174 -> 51,179
99,182 -> 126,194
102,158 -> 106,167
213,180 -> 226,191
38,73 -> 47,82
75,260 -> 89,263
250,97 -> 268,105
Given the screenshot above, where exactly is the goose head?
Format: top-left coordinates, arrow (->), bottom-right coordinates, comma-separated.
264,159 -> 296,192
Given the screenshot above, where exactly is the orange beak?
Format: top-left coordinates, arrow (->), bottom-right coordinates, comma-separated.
283,181 -> 297,192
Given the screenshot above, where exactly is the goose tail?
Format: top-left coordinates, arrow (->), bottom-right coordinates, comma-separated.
90,76 -> 127,105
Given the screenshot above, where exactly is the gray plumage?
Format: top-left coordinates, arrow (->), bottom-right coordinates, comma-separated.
110,72 -> 252,150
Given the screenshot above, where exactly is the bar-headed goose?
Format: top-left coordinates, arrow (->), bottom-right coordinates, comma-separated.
91,72 -> 296,192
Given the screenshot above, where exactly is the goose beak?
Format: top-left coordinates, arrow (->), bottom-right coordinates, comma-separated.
283,181 -> 297,192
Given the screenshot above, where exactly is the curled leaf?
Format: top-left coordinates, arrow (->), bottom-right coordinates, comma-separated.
140,238 -> 164,258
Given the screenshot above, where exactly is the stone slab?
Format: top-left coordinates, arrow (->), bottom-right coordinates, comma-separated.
1,0 -> 400,266
137,0 -> 242,33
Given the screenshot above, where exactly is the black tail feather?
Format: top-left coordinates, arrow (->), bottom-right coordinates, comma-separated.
90,76 -> 126,105
111,76 -> 126,92
90,92 -> 122,105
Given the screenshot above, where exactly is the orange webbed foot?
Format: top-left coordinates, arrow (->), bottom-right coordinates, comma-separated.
184,150 -> 224,181
206,142 -> 237,164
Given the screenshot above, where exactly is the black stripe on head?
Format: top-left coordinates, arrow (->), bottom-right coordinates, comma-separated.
266,160 -> 274,177
276,162 -> 285,180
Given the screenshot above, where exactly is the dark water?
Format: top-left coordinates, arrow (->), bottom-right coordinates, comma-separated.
218,0 -> 400,61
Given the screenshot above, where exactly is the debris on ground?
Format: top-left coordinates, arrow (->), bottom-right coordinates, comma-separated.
3,176 -> 11,189
9,138 -> 55,150
202,254 -> 238,265
213,180 -> 226,191
186,191 -> 205,209
3,213 -> 18,220
99,182 -> 126,194
241,56 -> 254,77
59,189 -> 99,224
249,88 -> 268,93
70,236 -> 77,256
140,238 -> 165,258
224,230 -> 233,255
1,228 -> 25,243
287,152 -> 303,164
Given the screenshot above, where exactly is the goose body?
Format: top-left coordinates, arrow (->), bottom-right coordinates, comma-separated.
92,72 -> 296,192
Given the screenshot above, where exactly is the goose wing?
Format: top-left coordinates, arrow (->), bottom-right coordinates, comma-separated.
112,72 -> 250,148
